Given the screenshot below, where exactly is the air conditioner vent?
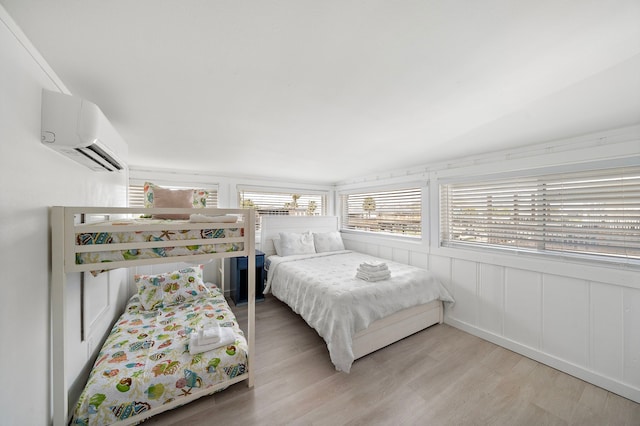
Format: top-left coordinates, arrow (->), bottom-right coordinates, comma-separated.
75,145 -> 123,171
41,90 -> 128,172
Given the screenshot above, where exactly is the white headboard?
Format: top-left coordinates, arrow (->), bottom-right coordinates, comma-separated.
260,215 -> 339,257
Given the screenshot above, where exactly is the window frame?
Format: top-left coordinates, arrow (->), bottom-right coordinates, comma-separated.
438,159 -> 640,267
236,185 -> 329,232
338,183 -> 426,240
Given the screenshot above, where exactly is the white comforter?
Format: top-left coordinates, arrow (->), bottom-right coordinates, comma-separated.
264,251 -> 454,372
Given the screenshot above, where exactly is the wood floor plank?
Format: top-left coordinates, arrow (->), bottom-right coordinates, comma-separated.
143,295 -> 639,426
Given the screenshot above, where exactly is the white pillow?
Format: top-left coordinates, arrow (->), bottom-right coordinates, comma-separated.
313,231 -> 345,253
272,237 -> 283,256
278,231 -> 316,256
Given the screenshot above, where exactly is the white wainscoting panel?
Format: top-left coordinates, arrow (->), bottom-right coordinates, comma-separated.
345,240 -> 376,256
428,255 -> 452,294
378,246 -> 393,261
410,250 -> 429,269
362,243 -> 378,257
428,253 -> 454,321
590,282 -> 624,381
478,263 -> 504,336
542,275 -> 589,367
623,286 -> 640,388
450,259 -> 478,326
83,272 -> 110,341
504,268 -> 542,349
393,248 -> 410,265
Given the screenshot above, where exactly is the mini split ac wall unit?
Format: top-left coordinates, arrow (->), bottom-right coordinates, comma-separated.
41,89 -> 128,172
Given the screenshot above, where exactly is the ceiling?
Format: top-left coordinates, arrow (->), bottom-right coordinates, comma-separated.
3,1 -> 640,184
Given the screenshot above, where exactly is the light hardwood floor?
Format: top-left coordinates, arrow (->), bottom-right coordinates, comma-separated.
144,295 -> 640,426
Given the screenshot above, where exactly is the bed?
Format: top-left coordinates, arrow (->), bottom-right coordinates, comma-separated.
51,206 -> 256,426
260,215 -> 454,373
71,279 -> 247,425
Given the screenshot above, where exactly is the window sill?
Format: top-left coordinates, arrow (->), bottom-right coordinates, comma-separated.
434,243 -> 640,289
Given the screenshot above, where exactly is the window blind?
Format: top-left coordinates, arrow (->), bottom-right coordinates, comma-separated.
440,166 -> 640,262
238,189 -> 326,231
340,187 -> 422,237
129,183 -> 218,208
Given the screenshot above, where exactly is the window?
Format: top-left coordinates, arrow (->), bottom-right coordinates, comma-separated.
340,187 -> 422,237
129,181 -> 218,208
440,165 -> 640,263
238,188 -> 326,231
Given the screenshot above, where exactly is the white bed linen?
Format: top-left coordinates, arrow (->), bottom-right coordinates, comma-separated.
264,250 -> 454,372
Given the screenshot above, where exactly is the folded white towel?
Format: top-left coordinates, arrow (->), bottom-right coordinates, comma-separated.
189,214 -> 238,223
197,323 -> 221,345
189,327 -> 236,355
363,260 -> 386,268
358,262 -> 389,272
356,271 -> 391,282
356,268 -> 391,278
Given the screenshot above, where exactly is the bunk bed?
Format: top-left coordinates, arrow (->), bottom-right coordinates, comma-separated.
51,206 -> 256,426
260,216 -> 454,373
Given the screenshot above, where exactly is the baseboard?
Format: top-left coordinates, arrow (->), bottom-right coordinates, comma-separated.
445,317 -> 640,404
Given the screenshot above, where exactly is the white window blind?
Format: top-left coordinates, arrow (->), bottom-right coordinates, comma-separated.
440,166 -> 640,262
340,187 -> 422,237
238,189 -> 326,231
129,183 -> 218,208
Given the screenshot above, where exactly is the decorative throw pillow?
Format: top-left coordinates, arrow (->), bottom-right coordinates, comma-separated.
278,231 -> 316,256
151,186 -> 193,219
313,231 -> 345,253
144,182 -> 209,211
191,189 -> 209,209
135,266 -> 209,310
134,273 -> 166,311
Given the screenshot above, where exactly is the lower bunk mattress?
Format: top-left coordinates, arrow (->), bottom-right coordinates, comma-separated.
71,284 -> 247,425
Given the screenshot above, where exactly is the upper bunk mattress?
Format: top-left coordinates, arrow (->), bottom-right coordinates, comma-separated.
75,218 -> 244,269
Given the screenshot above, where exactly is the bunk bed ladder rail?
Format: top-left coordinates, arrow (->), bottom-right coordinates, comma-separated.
51,206 -> 67,426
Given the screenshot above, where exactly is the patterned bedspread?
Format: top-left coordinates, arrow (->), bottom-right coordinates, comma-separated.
71,284 -> 247,425
75,219 -> 244,269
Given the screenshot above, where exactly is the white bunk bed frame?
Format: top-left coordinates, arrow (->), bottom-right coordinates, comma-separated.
50,206 -> 256,426
260,215 -> 443,364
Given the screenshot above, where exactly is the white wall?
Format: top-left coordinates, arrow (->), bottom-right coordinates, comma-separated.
338,126 -> 640,403
0,7 -> 128,425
